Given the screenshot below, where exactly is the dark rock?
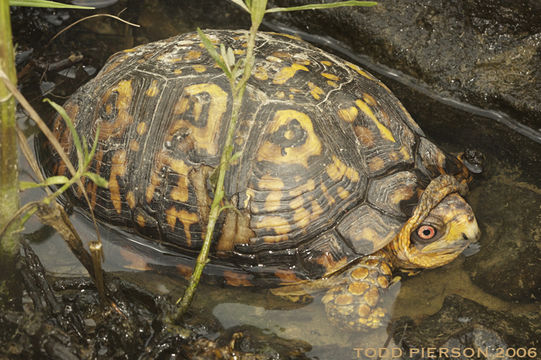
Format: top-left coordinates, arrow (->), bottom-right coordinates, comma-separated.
266,0 -> 541,138
392,295 -> 540,360
465,167 -> 541,303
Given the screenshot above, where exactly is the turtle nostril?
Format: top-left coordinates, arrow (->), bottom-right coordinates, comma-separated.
462,233 -> 468,241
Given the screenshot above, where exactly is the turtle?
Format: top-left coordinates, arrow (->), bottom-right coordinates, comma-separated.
43,30 -> 480,331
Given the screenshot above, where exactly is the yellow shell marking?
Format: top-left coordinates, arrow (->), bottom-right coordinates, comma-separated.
308,82 -> 324,100
355,99 -> 396,143
293,207 -> 311,229
257,110 -> 322,168
184,50 -> 202,60
136,214 -> 145,228
346,61 -> 374,80
273,63 -> 309,85
165,207 -> 199,246
327,80 -> 338,88
99,80 -> 133,140
326,155 -> 348,181
129,139 -> 139,152
145,80 -> 159,97
337,186 -> 350,199
253,216 -> 291,235
254,66 -> 269,81
136,122 -> 147,135
289,179 -> 316,197
321,60 -> 332,66
258,174 -> 285,191
338,106 -> 358,123
126,191 -> 136,209
264,191 -> 283,212
321,72 -> 339,81
192,64 -> 207,73
109,150 -> 127,214
173,83 -> 228,156
362,93 -> 377,106
146,151 -> 191,204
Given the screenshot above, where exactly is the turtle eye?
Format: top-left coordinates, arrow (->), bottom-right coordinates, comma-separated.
416,225 -> 437,241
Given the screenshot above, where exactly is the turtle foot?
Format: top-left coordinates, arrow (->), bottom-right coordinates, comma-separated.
322,255 -> 392,331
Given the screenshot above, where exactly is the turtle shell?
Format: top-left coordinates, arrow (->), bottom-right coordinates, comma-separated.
44,30 -> 464,286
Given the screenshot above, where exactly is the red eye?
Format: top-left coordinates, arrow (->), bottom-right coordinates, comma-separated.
417,225 -> 437,240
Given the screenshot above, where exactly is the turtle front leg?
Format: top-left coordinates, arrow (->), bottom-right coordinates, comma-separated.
322,251 -> 393,331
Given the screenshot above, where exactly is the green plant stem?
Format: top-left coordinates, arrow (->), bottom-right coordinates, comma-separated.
0,0 -> 21,307
173,19 -> 262,320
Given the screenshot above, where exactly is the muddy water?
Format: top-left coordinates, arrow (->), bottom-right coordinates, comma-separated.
18,0 -> 540,358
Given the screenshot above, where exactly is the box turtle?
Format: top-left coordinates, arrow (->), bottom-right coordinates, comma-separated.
43,30 -> 480,331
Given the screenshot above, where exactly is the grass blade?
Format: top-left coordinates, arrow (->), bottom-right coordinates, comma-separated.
9,0 -> 93,9
266,1 -> 377,13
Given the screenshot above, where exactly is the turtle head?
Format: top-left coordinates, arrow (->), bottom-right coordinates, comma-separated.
391,175 -> 480,270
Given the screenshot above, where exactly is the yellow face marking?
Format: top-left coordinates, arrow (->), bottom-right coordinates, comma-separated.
338,106 -> 358,123
192,64 -> 207,73
129,139 -> 139,152
165,207 -> 199,246
136,214 -> 145,228
254,66 -> 269,81
173,83 -> 228,156
136,122 -> 147,135
321,60 -> 332,66
126,191 -> 136,209
145,80 -> 159,97
308,82 -> 324,100
109,150 -> 127,214
321,72 -> 339,81
184,50 -> 201,60
355,99 -> 396,143
273,63 -> 309,85
346,61 -> 374,80
257,110 -> 322,168
99,80 -> 133,140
